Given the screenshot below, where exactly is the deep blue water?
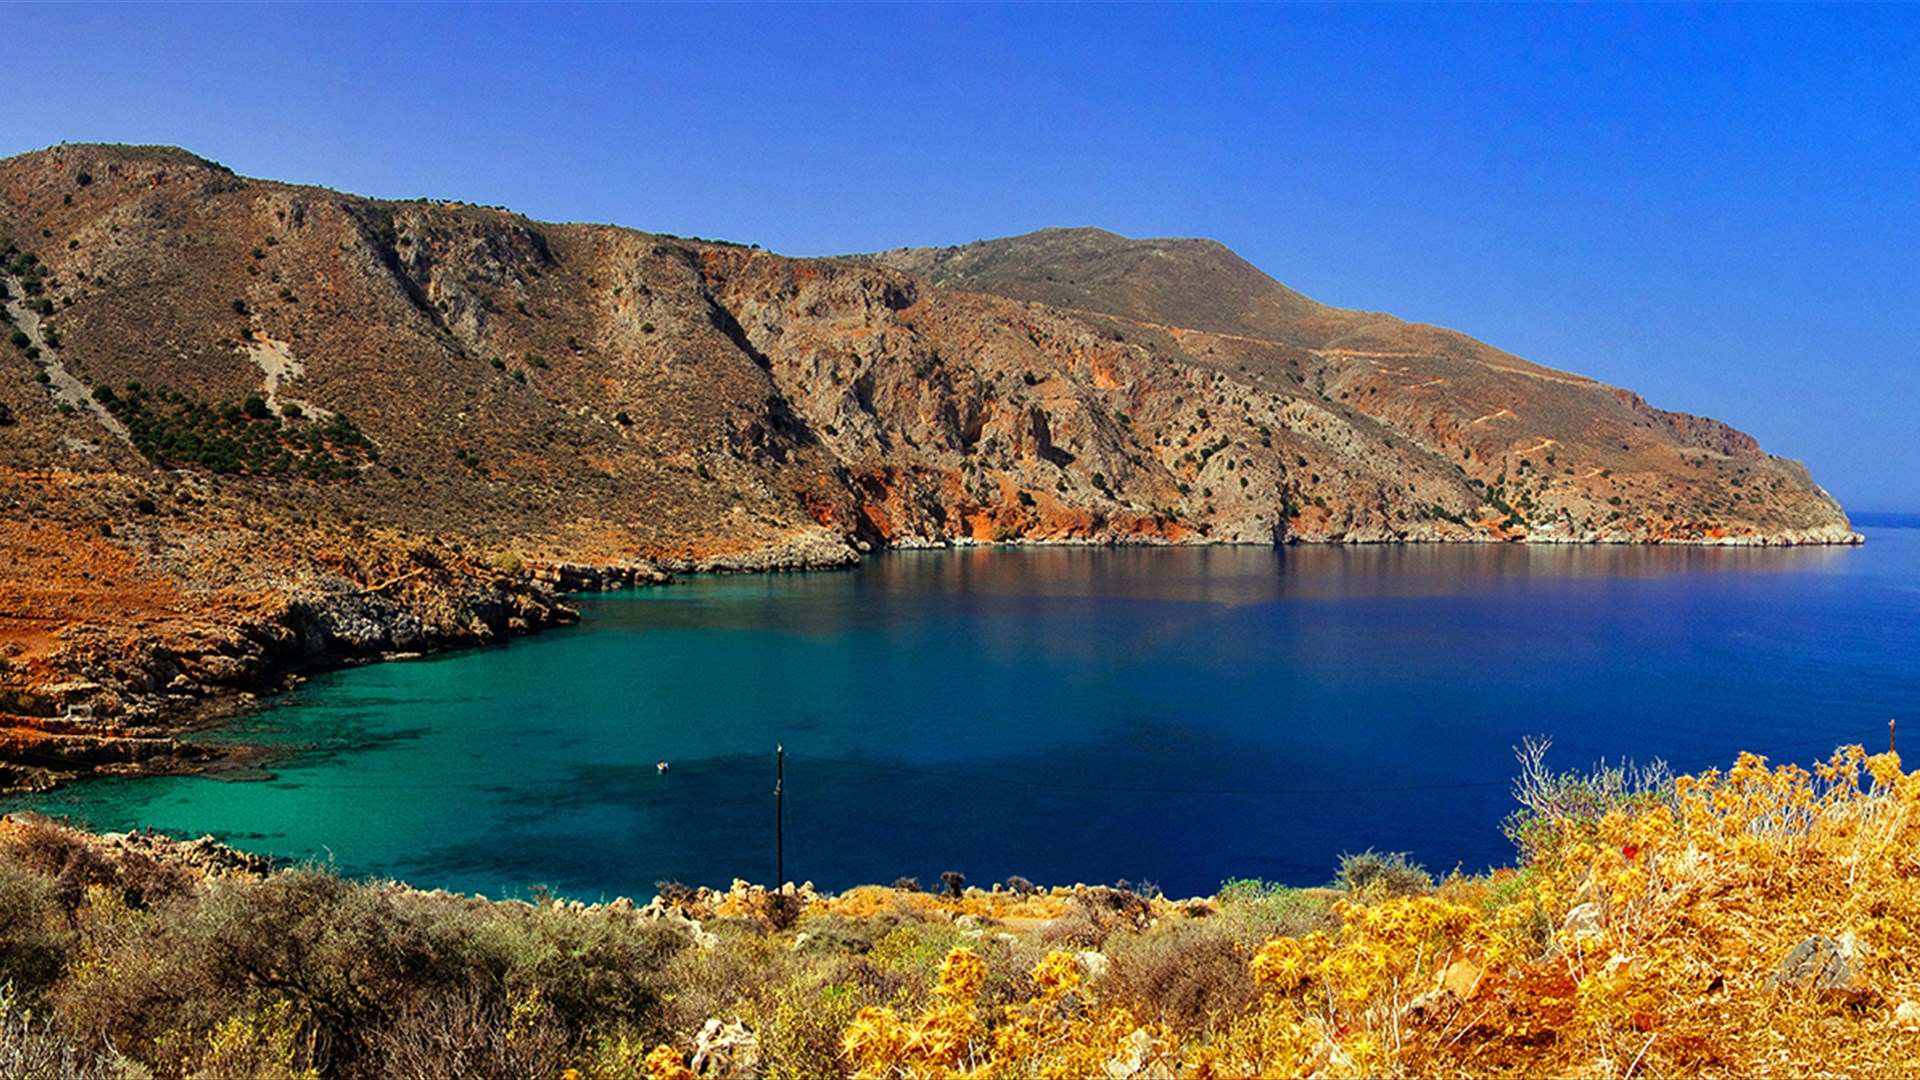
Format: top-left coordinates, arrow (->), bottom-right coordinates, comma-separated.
15,527 -> 1920,900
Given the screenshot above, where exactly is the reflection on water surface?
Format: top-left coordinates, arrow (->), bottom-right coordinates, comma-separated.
12,532 -> 1909,900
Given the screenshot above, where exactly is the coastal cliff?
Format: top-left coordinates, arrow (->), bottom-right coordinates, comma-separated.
0,144 -> 1856,780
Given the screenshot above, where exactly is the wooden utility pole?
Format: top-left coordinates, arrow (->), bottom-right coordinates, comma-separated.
775,743 -> 785,889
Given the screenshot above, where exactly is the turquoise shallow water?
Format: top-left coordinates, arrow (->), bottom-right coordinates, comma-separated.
14,527 -> 1920,900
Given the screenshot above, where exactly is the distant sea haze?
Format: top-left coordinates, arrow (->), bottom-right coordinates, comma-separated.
1852,512 -> 1920,530
21,533 -> 1919,900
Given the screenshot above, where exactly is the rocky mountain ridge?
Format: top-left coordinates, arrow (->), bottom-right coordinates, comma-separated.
0,144 -> 1856,786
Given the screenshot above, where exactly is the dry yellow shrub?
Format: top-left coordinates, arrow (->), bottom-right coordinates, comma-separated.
1440,745 -> 1920,1076
641,1043 -> 695,1080
841,947 -> 990,1078
828,747 -> 1920,1078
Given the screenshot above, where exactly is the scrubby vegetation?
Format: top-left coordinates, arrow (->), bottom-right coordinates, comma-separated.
3,744 -> 1919,1078
3,244 -> 47,297
96,382 -> 375,479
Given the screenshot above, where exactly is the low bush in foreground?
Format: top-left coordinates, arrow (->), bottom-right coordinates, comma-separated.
3,744 -> 1919,1077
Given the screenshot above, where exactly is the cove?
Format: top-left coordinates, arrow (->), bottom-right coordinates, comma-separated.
16,529 -> 1920,901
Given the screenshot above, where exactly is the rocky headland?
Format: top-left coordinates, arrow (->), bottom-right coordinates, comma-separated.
0,143 -> 1857,787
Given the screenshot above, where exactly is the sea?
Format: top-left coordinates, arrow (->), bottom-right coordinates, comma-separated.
15,518 -> 1920,901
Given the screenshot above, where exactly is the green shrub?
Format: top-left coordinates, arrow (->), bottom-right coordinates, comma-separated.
756,981 -> 864,1080
0,983 -> 124,1079
0,817 -> 127,914
58,868 -> 460,1076
1105,920 -> 1256,1038
1211,882 -> 1337,942
473,903 -> 689,1039
100,385 -> 372,480
1215,877 -> 1284,905
1501,735 -> 1673,865
1335,849 -> 1432,899
189,998 -> 316,1080
0,862 -> 68,1004
661,927 -> 787,1035
375,984 -> 566,1080
857,921 -> 960,1004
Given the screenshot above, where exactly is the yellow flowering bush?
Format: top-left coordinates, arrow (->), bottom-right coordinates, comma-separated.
839,946 -> 1169,1079
11,745 -> 1918,1078
841,948 -> 990,1078
1200,745 -> 1920,1077
1443,745 -> 1920,1076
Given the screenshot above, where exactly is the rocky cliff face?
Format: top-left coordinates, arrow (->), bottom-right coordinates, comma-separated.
0,146 -> 1856,781
867,228 -> 1855,547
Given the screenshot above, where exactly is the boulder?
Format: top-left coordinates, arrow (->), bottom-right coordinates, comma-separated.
1766,934 -> 1880,1008
1102,1027 -> 1171,1079
1561,901 -> 1603,939
1402,986 -> 1461,1023
690,1017 -> 759,1078
1076,950 -> 1110,981
1441,954 -> 1483,1000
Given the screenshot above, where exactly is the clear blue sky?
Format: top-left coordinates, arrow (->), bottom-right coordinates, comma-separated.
6,3 -> 1915,511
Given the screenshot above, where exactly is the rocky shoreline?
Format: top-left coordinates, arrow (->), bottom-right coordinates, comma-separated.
0,563 -> 576,793
0,514 -> 1867,797
0,806 -> 1220,925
